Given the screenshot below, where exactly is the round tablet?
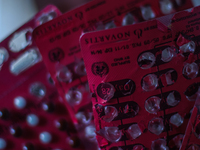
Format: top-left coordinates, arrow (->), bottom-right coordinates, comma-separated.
26,114 -> 39,126
14,96 -> 26,109
39,132 -> 52,143
0,138 -> 6,149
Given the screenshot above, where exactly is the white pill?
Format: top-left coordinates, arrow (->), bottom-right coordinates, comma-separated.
0,138 -> 6,149
39,132 -> 52,143
9,28 -> 32,52
85,125 -> 96,140
0,48 -> 9,66
10,48 -> 40,75
26,114 -> 39,126
14,96 -> 26,109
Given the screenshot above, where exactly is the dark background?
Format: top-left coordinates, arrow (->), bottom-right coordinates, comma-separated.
35,0 -> 92,13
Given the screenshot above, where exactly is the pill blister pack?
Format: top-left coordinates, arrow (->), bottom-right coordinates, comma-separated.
80,5 -> 200,150
180,94 -> 200,150
33,1 -> 195,149
0,69 -> 84,150
33,0 -> 194,123
0,5 -> 87,150
0,5 -> 61,95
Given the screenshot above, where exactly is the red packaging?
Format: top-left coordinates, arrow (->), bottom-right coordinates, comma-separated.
0,5 -> 86,150
0,69 -> 85,150
0,5 -> 61,95
33,1 -> 194,149
33,0 -> 194,123
80,6 -> 200,149
180,93 -> 200,150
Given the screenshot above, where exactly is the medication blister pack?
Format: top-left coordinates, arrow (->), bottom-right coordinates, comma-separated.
32,0 -> 195,149
32,0 -> 194,127
180,94 -> 200,150
80,5 -> 200,150
0,5 -> 87,150
0,5 -> 61,94
0,69 -> 84,150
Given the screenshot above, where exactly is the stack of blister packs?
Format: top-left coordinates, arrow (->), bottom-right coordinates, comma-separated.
1,0 -> 200,150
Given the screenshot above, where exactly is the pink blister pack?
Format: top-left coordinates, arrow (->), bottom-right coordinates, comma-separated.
0,5 -> 87,150
80,5 -> 200,150
0,69 -> 85,150
33,1 -> 194,149
32,0 -> 194,123
180,94 -> 200,150
0,5 -> 61,95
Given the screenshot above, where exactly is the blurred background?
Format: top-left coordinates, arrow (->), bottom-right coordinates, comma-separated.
0,0 -> 91,42
0,0 -> 200,42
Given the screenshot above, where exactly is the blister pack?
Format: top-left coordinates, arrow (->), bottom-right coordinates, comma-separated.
0,5 -> 61,95
80,5 -> 200,150
0,69 -> 85,150
33,0 -> 194,123
33,1 -> 194,149
0,5 -> 85,150
180,94 -> 200,150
